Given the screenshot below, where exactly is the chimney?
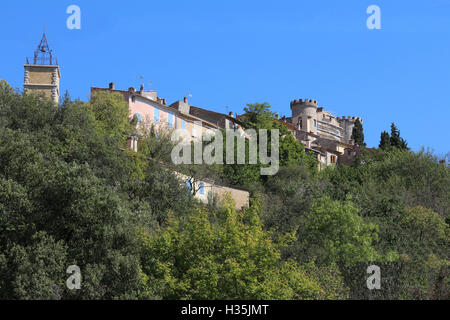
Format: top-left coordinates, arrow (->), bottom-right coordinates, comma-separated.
109,82 -> 115,90
139,84 -> 144,95
229,112 -> 234,118
175,98 -> 190,114
129,87 -> 136,93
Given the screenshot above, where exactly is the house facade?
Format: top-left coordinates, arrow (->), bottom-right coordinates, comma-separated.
91,83 -> 250,209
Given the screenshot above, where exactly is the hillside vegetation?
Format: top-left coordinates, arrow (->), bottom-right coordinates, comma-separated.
0,81 -> 448,300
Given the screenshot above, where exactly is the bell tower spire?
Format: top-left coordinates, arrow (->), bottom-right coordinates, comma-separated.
24,32 -> 61,103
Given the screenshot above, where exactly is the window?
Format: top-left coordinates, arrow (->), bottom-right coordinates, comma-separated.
331,155 -> 337,164
182,120 -> 186,132
299,119 -> 303,129
154,108 -> 160,123
186,179 -> 192,193
135,113 -> 142,123
168,113 -> 174,128
199,182 -> 205,195
314,119 -> 317,127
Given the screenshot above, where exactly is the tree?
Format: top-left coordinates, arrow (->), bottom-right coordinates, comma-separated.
0,88 -> 146,299
389,123 -> 409,150
300,196 -> 380,265
60,90 -> 71,108
139,198 -> 348,300
352,119 -> 365,147
379,131 -> 391,150
227,102 -> 317,186
0,232 -> 68,300
85,91 -> 133,142
396,206 -> 449,260
378,123 -> 409,151
393,207 -> 450,299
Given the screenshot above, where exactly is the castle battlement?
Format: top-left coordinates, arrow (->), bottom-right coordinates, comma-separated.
337,116 -> 363,124
290,99 -> 318,108
289,97 -> 363,145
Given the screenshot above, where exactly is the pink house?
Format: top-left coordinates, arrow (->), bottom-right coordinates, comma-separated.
91,83 -> 218,141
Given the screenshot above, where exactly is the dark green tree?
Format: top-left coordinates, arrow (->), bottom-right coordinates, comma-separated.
379,131 -> 391,150
390,123 -> 409,150
60,90 -> 71,107
351,119 -> 365,147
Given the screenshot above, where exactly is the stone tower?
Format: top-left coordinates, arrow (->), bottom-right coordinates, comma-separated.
24,33 -> 60,103
290,99 -> 319,134
337,116 -> 364,144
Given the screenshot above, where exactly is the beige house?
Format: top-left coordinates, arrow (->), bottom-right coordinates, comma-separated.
177,173 -> 249,209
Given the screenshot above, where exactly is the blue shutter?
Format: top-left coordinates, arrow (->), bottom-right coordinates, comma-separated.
168,113 -> 174,128
199,182 -> 205,195
154,108 -> 160,123
186,179 -> 192,194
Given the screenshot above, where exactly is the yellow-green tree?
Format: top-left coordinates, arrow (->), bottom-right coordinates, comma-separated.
85,91 -> 133,141
139,198 -> 348,300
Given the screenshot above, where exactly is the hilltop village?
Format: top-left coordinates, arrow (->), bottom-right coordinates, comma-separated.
1,32 -> 448,302
21,33 -> 364,207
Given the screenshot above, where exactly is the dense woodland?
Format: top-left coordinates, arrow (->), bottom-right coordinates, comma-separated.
0,80 -> 448,300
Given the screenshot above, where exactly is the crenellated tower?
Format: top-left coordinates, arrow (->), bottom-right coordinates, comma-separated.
290,98 -> 363,144
290,99 -> 319,134
337,116 -> 363,144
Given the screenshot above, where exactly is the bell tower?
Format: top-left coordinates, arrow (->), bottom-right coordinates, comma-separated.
24,33 -> 61,103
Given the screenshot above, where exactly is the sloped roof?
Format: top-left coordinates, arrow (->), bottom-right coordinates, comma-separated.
189,105 -> 245,128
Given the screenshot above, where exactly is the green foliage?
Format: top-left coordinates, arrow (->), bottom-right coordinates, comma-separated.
0,231 -> 67,300
300,196 -> 380,265
221,102 -> 317,187
139,198 -> 348,300
351,119 -> 365,147
85,91 -> 133,142
379,131 -> 391,150
379,123 -> 408,151
395,206 -> 449,261
390,123 -> 409,150
262,165 -> 324,235
0,82 -> 448,300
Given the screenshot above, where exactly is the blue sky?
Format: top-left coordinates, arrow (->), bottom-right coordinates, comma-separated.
1,0 -> 449,155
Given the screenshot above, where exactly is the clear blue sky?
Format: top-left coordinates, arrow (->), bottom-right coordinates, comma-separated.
1,0 -> 449,155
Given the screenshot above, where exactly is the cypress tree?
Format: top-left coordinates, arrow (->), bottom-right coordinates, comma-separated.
379,131 -> 391,150
352,119 -> 366,147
